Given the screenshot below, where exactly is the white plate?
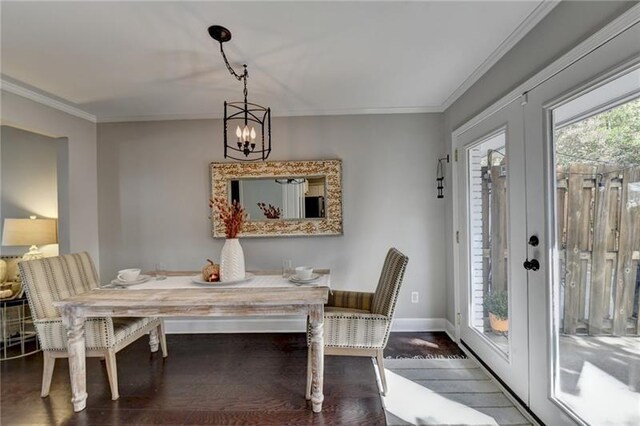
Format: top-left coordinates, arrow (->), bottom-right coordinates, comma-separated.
288,273 -> 320,284
110,274 -> 151,286
191,272 -> 255,286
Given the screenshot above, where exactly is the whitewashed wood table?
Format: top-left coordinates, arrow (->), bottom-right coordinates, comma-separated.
53,271 -> 330,413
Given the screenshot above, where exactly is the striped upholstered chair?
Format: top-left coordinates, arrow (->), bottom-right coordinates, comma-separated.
19,252 -> 167,400
307,247 -> 408,396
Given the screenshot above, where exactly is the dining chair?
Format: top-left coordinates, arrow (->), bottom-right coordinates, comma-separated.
306,247 -> 408,397
19,252 -> 168,400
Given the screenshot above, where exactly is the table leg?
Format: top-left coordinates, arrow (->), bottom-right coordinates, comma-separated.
308,303 -> 324,413
62,307 -> 87,412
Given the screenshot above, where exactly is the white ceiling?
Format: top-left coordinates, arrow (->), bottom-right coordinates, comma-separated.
0,1 -> 549,122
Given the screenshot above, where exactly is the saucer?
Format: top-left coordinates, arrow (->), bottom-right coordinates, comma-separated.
191,272 -> 254,286
110,274 -> 151,286
288,273 -> 320,284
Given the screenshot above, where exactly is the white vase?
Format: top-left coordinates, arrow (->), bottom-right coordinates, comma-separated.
220,238 -> 245,282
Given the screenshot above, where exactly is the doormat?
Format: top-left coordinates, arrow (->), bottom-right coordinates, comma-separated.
385,354 -> 467,360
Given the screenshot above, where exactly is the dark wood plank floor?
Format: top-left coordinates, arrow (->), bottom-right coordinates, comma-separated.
1,332 -> 459,425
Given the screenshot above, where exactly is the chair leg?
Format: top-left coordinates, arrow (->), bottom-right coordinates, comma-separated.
305,346 -> 312,400
149,327 -> 159,353
41,352 -> 55,397
104,349 -> 119,400
376,349 -> 388,395
158,321 -> 168,358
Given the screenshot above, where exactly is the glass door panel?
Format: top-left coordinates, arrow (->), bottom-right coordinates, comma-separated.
467,130 -> 510,356
550,72 -> 640,426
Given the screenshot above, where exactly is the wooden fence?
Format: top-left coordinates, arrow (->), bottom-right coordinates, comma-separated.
556,164 -> 640,336
481,163 -> 640,336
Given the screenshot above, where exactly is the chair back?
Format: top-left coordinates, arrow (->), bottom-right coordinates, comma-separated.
19,252 -> 100,320
371,248 -> 409,317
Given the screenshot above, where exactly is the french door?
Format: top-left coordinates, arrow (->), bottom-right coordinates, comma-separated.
456,16 -> 640,426
455,98 -> 530,402
525,21 -> 640,426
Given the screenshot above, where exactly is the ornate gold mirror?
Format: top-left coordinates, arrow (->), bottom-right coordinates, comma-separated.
211,160 -> 342,237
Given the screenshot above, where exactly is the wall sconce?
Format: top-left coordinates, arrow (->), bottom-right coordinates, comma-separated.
436,155 -> 450,199
2,216 -> 58,260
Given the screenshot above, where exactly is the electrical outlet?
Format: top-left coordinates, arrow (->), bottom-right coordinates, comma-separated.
411,292 -> 419,304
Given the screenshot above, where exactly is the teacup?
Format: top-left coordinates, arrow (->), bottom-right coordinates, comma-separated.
295,266 -> 314,280
117,268 -> 141,282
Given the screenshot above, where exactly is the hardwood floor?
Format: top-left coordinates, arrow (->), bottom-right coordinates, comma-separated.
1,332 -> 460,425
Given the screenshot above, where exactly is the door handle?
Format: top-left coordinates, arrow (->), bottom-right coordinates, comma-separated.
523,259 -> 540,271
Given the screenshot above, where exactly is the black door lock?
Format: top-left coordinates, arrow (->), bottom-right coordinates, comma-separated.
528,235 -> 539,247
523,259 -> 540,271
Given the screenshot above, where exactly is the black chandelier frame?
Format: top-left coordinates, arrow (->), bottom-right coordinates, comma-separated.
209,25 -> 272,161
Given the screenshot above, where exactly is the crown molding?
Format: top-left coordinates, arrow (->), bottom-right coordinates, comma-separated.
0,1 -> 557,125
0,78 -> 97,123
97,105 -> 444,123
452,2 -> 640,138
441,0 -> 560,111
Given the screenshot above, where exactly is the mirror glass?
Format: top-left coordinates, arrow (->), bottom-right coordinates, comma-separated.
0,125 -> 69,256
229,177 -> 326,220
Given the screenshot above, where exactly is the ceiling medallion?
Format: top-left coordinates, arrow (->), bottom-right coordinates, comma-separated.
209,25 -> 271,161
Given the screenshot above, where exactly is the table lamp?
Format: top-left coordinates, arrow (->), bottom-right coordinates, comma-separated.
2,216 -> 58,260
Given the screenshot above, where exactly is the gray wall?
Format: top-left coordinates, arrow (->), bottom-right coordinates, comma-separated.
1,126 -> 59,256
442,1 -> 636,323
0,91 -> 98,264
98,113 -> 446,320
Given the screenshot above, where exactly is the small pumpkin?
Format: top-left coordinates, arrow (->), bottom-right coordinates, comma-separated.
202,259 -> 220,282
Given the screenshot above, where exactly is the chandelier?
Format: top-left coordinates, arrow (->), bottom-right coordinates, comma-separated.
208,25 -> 271,161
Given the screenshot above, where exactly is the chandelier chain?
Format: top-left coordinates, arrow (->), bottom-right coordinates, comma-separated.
218,42 -> 249,103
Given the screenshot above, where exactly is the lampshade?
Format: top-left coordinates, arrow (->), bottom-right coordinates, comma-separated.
2,218 -> 58,246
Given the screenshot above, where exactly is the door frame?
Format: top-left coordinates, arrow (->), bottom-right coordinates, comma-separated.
452,0 -> 640,353
451,4 -> 640,423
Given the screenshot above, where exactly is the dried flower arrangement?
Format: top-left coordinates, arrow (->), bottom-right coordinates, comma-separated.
210,198 -> 247,238
257,202 -> 281,219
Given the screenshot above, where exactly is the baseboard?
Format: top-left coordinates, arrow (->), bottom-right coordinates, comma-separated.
390,318 -> 447,332
164,317 -> 450,334
444,320 -> 457,342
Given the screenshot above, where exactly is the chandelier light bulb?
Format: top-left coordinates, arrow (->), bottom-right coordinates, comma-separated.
250,127 -> 256,140
242,125 -> 250,141
235,125 -> 242,140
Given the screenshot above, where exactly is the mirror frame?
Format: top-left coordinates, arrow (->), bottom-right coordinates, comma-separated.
211,160 -> 343,238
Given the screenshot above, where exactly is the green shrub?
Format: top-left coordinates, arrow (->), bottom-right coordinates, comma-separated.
485,291 -> 508,320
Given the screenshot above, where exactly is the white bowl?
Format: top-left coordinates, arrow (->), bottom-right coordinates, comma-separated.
117,268 -> 141,282
295,266 -> 313,280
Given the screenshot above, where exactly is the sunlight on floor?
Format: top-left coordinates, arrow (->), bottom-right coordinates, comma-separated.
382,369 -> 499,425
559,361 -> 640,426
407,338 -> 440,349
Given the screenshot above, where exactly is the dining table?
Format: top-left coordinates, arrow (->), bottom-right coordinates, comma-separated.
53,270 -> 330,413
